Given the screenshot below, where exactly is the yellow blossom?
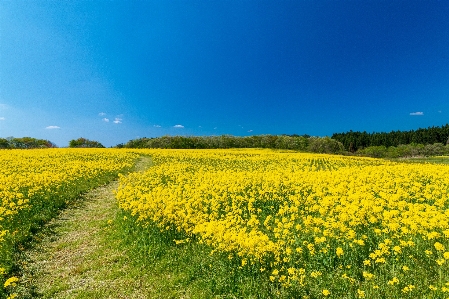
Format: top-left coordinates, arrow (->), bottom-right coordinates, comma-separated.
3,276 -> 19,288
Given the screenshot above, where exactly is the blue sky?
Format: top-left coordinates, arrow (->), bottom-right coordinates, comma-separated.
1,1 -> 448,147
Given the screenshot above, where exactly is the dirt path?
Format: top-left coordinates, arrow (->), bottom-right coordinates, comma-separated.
16,157 -> 154,299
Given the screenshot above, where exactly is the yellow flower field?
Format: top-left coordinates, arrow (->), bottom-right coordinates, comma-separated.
116,149 -> 449,298
0,148 -> 140,297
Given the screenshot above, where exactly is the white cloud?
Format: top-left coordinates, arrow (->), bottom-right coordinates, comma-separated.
0,104 -> 8,110
113,117 -> 122,124
153,125 -> 161,128
102,118 -> 110,122
99,112 -> 106,116
410,112 -> 424,116
173,124 -> 184,128
46,126 -> 60,129
247,129 -> 253,132
0,117 -> 5,121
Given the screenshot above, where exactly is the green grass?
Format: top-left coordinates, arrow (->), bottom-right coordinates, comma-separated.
115,213 -> 289,299
12,156 -> 295,298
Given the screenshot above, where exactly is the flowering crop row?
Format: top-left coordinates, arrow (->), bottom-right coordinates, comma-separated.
0,148 -> 140,298
116,149 -> 449,298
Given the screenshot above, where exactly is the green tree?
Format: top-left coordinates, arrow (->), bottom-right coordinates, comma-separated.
0,138 -> 9,149
69,138 -> 105,148
307,137 -> 345,154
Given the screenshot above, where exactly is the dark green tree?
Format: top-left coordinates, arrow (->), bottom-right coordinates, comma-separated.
0,138 -> 9,149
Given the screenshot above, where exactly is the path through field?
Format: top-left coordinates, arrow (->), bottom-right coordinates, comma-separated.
16,157 -> 155,298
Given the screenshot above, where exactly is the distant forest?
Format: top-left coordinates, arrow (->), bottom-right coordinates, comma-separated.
0,137 -> 56,149
118,135 -> 345,154
331,124 -> 449,152
119,123 -> 449,158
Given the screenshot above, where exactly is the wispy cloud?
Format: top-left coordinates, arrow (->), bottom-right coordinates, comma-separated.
0,104 -> 8,110
410,112 -> 424,116
113,117 -> 122,124
153,125 -> 161,128
247,129 -> 253,132
0,117 -> 5,121
46,126 -> 60,129
99,112 -> 106,116
102,118 -> 110,122
173,124 -> 184,128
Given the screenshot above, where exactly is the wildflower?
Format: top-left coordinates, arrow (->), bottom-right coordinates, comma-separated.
388,277 -> 399,285
393,246 -> 402,254
435,242 -> 445,252
322,289 -> 330,296
436,259 -> 445,266
3,276 -> 19,288
357,289 -> 366,298
402,285 -> 415,293
355,239 -> 365,246
336,247 -> 344,257
362,271 -> 374,280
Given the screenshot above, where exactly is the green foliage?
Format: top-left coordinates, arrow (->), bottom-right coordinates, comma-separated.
307,136 -> 345,154
357,143 -> 449,158
0,137 -> 56,149
122,134 -> 317,152
357,146 -> 388,158
0,138 -> 9,149
69,137 -> 105,148
332,124 -> 449,151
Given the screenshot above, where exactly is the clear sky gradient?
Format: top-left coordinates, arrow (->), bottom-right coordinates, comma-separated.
1,1 -> 448,147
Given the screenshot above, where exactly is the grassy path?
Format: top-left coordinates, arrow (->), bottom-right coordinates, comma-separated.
14,155 -> 269,299
16,157 -> 155,299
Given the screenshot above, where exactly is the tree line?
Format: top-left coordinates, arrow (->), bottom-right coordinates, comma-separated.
0,137 -> 105,149
331,124 -> 449,152
118,135 -> 345,154
0,137 -> 56,149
